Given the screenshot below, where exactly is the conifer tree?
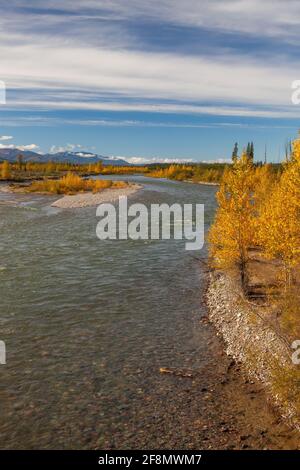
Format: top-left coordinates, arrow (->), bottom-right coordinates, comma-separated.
249,142 -> 254,162
232,142 -> 238,163
246,142 -> 251,159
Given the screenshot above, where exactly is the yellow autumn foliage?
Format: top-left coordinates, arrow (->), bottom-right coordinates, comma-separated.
25,173 -> 129,195
209,136 -> 300,290
208,151 -> 256,287
257,140 -> 300,283
1,160 -> 11,179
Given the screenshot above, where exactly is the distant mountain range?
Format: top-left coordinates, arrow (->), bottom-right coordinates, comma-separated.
0,148 -> 130,166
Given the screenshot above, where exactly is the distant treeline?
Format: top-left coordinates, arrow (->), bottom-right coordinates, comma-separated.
0,158 -> 148,181
0,155 -> 283,184
149,161 -> 283,184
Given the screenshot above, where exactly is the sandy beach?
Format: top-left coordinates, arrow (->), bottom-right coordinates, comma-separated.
0,182 -> 141,208
51,183 -> 141,208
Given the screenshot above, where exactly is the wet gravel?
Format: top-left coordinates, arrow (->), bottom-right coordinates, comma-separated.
94,319 -> 300,450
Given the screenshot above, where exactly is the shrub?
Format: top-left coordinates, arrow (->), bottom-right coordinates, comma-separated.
25,173 -> 129,195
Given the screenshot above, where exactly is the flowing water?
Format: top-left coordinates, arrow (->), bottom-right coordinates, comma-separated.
0,176 -> 299,449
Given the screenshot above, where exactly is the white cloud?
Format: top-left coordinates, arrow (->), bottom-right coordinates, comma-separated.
18,144 -> 40,151
120,156 -> 233,164
0,135 -> 13,141
0,143 -> 39,151
49,143 -> 80,153
122,156 -> 196,164
74,152 -> 96,157
7,100 -> 300,119
0,44 -> 294,107
0,144 -> 15,149
201,158 -> 232,164
10,1 -> 300,43
1,1 -> 300,119
0,116 -> 297,129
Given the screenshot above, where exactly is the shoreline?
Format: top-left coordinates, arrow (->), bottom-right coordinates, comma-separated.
0,182 -> 142,208
183,179 -> 220,186
51,183 -> 141,208
206,271 -> 300,431
0,183 -> 13,193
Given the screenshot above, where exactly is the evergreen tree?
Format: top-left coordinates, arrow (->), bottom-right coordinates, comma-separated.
264,144 -> 267,164
246,142 -> 251,159
231,142 -> 238,163
249,142 -> 254,162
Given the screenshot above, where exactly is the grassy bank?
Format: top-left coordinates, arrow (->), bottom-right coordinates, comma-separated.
0,160 -> 148,182
149,163 -> 227,183
10,173 -> 129,195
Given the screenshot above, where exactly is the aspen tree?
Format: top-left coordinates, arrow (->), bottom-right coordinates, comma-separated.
258,139 -> 300,286
1,160 -> 11,179
209,151 -> 256,289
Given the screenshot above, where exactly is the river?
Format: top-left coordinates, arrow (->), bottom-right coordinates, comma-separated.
0,176 -> 298,449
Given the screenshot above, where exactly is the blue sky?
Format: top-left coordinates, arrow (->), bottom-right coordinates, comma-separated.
1,0 -> 300,163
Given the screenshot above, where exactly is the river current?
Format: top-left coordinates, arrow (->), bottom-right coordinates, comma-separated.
0,176 -> 298,449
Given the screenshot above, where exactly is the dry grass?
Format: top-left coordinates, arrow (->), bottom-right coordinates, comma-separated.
277,288 -> 300,339
23,173 -> 129,195
270,361 -> 300,420
246,248 -> 300,340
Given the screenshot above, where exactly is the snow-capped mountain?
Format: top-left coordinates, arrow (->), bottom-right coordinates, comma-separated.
0,149 -> 130,166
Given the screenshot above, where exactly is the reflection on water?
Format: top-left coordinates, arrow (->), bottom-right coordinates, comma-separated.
0,177 -> 219,448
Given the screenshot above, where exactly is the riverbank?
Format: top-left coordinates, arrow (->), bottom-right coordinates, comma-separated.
51,183 -> 141,208
183,179 -> 219,186
0,183 -> 12,193
206,271 -> 300,432
0,181 -> 141,208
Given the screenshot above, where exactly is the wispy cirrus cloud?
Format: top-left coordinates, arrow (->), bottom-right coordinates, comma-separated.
0,116 -> 297,130
5,100 -> 300,119
0,43 -> 298,119
5,1 -> 300,45
0,0 -> 299,122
